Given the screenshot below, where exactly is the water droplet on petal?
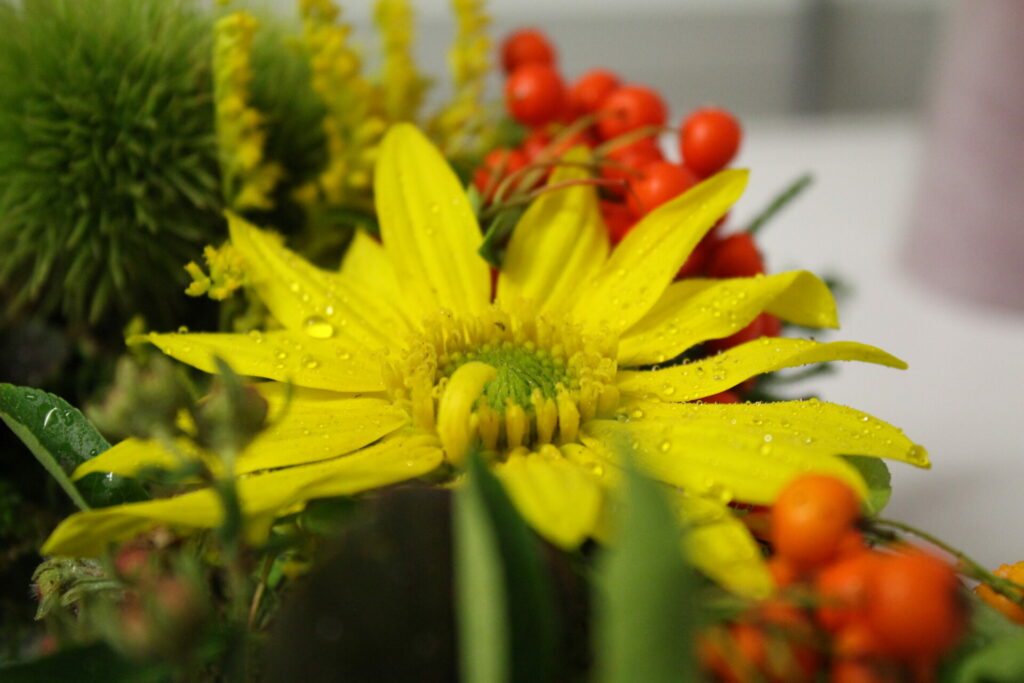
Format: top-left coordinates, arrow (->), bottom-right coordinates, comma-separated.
304,315 -> 335,339
301,355 -> 320,370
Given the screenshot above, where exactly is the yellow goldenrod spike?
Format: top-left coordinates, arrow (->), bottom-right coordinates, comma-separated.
374,0 -> 427,121
429,0 -> 493,156
212,12 -> 283,210
297,0 -> 384,208
437,361 -> 495,465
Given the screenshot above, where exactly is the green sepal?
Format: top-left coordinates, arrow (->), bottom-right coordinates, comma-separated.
0,383 -> 147,510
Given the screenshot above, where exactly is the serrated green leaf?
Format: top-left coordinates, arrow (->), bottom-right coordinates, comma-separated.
454,450 -> 556,683
0,383 -> 147,510
842,455 -> 891,514
594,462 -> 697,683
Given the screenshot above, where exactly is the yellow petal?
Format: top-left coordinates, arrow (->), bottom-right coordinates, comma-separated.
43,434 -> 443,557
617,338 -> 906,401
571,169 -> 748,335
624,397 -> 928,468
71,437 -> 195,481
582,416 -> 869,505
238,386 -> 409,472
619,271 -> 838,366
673,493 -> 774,599
134,331 -> 385,392
493,448 -> 603,548
375,123 -> 489,318
339,230 -> 415,327
227,212 -> 407,348
497,148 -> 608,316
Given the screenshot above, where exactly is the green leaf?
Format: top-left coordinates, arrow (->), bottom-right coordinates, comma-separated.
593,462 -> 697,683
842,455 -> 891,514
0,383 -> 147,510
453,450 -> 556,683
477,207 -> 525,269
745,172 -> 813,236
0,642 -> 164,683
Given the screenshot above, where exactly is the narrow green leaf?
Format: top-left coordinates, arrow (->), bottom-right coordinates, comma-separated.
745,172 -> 813,236
477,207 -> 525,269
594,462 -> 697,683
0,383 -> 147,509
453,450 -> 556,683
842,455 -> 892,514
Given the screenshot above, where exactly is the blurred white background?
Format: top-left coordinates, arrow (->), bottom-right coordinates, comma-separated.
272,0 -> 1024,566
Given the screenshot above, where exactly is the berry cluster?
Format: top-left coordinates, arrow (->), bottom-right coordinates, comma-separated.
702,476 -> 967,682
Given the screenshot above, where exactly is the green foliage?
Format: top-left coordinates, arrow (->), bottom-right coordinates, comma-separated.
0,0 -> 226,326
0,642 -> 164,683
0,383 -> 147,509
842,455 -> 892,514
942,597 -> 1024,683
454,450 -> 557,683
593,463 -> 697,683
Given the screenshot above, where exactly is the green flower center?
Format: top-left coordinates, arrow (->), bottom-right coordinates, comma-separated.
439,342 -> 571,414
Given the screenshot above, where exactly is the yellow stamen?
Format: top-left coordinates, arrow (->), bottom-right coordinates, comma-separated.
437,361 -> 495,465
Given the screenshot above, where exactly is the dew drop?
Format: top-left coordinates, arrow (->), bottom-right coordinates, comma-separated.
177,325 -> 189,333
659,440 -> 671,453
275,350 -> 288,360
301,355 -> 320,370
631,408 -> 645,420
304,315 -> 336,339
248,330 -> 264,343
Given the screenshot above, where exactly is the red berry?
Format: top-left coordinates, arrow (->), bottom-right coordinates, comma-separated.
676,239 -> 710,278
680,106 -> 743,177
600,200 -> 636,244
626,161 -> 697,216
600,137 -> 663,196
505,63 -> 565,127
704,312 -> 779,353
472,147 -> 529,199
596,85 -> 667,140
568,69 -> 620,116
705,232 -> 765,278
700,390 -> 740,404
501,28 -> 555,74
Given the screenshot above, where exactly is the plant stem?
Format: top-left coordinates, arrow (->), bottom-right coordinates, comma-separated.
871,516 -> 1024,608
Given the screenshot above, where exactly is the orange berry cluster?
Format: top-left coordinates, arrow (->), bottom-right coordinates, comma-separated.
703,476 -> 967,682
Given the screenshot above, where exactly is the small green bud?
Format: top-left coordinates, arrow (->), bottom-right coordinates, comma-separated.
193,357 -> 268,455
88,356 -> 191,441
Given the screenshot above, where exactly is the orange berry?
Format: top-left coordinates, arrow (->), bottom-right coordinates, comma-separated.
815,552 -> 880,632
771,475 -> 861,569
866,548 -> 965,660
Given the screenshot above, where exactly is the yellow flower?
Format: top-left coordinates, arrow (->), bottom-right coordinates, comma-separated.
43,125 -> 928,597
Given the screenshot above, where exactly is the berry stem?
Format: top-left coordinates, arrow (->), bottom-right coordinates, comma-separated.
870,516 -> 1024,609
482,177 -> 621,218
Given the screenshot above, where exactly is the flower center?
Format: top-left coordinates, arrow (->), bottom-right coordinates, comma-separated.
384,304 -> 620,462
